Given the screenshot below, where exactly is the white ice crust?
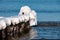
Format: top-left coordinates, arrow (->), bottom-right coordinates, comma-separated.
11,17 -> 19,25
30,10 -> 37,26
18,6 -> 37,26
5,18 -> 11,26
0,6 -> 37,30
18,15 -> 25,22
0,20 -> 6,30
24,15 -> 29,22
18,6 -> 31,16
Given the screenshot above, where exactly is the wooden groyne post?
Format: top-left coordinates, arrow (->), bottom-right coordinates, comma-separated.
0,16 -> 30,40
0,6 -> 37,40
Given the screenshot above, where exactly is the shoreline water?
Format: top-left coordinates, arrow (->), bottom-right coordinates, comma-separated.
37,21 -> 60,26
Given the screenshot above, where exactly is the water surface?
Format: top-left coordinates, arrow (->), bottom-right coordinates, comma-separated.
0,0 -> 60,39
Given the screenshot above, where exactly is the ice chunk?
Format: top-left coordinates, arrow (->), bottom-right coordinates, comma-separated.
30,10 -> 37,26
18,6 -> 31,16
11,17 -> 19,25
0,20 -> 6,30
24,15 -> 29,22
18,16 -> 25,22
5,18 -> 11,26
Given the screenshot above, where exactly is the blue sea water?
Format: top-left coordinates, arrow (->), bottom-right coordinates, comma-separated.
0,0 -> 60,39
0,0 -> 60,21
31,27 -> 60,39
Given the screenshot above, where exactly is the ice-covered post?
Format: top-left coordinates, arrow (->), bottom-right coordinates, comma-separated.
5,18 -> 14,37
10,17 -> 20,37
30,10 -> 37,26
0,20 -> 6,40
18,6 -> 37,26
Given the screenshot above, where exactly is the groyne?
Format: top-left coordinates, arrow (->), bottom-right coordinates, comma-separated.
0,6 -> 37,40
0,16 -> 30,40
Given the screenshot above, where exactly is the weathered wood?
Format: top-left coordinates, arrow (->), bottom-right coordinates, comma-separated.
1,21 -> 30,40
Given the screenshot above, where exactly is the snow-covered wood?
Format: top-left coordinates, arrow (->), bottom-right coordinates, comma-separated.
30,10 -> 37,26
0,20 -> 6,30
0,6 -> 37,30
18,6 -> 31,16
11,17 -> 19,25
5,18 -> 11,26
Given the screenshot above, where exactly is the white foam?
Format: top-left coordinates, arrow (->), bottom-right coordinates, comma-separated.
18,6 -> 31,16
0,20 -> 6,30
11,17 -> 19,25
5,18 -> 11,26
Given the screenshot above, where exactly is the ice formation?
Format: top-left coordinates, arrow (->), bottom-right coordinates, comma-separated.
11,17 -> 19,25
18,16 -> 25,22
0,20 -> 6,30
18,6 -> 31,16
18,6 -> 37,26
24,15 -> 29,22
5,18 -> 11,26
30,10 -> 37,26
0,6 -> 37,30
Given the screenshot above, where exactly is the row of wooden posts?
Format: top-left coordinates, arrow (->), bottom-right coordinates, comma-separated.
0,20 -> 31,40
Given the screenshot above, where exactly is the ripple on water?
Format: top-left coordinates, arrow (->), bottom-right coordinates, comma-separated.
31,27 -> 60,39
